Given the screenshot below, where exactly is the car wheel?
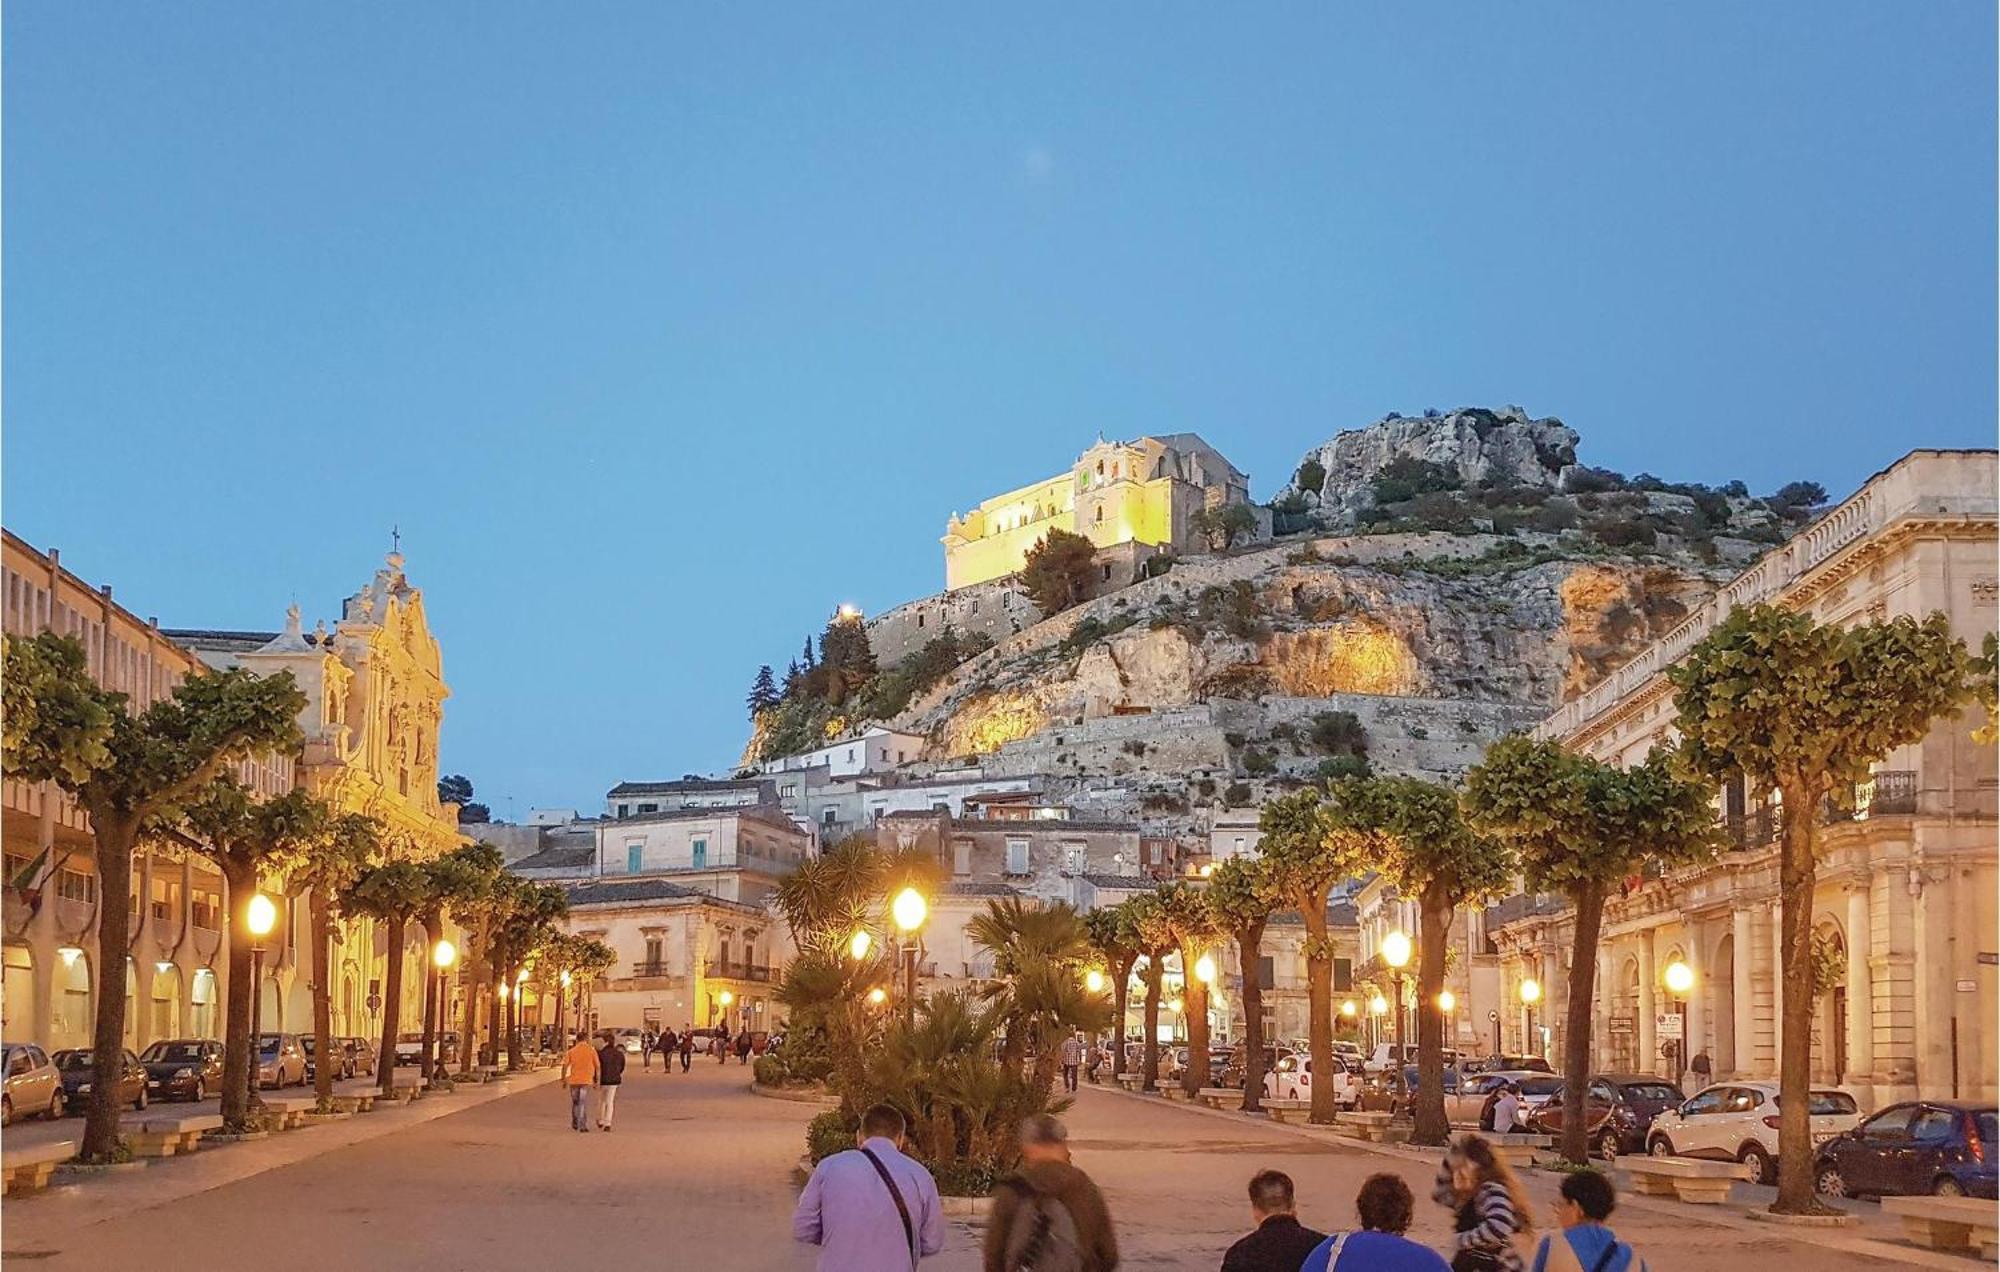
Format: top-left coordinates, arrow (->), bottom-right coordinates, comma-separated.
2,1095 -> 12,1126
1933,1176 -> 1966,1198
192,1079 -> 205,1103
1596,1129 -> 1620,1161
1739,1143 -> 1773,1186
47,1088 -> 65,1120
1815,1165 -> 1847,1198
1648,1135 -> 1674,1158
134,1084 -> 148,1111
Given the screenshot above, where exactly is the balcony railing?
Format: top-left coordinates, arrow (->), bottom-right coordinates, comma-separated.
704,960 -> 772,982
631,961 -> 671,978
1723,771 -> 1918,849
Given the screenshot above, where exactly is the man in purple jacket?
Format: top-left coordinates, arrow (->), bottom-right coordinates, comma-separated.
793,1103 -> 945,1271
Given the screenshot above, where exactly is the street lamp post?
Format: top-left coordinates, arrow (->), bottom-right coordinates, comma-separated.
430,939 -> 457,1085
245,893 -> 278,1111
1663,960 -> 1695,1089
891,886 -> 928,1028
1381,930 -> 1412,1116
1519,977 -> 1542,1062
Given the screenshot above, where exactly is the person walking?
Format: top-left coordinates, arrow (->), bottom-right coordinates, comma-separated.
715,1023 -> 731,1063
1529,1170 -> 1646,1272
1060,1031 -> 1086,1093
640,1028 -> 655,1071
1299,1174 -> 1448,1272
1220,1169 -> 1324,1272
1688,1050 -> 1711,1093
793,1103 -> 945,1271
1434,1135 -> 1533,1272
594,1030 -> 626,1130
561,1031 -> 599,1133
736,1030 -> 754,1065
678,1025 -> 694,1072
659,1027 -> 678,1072
985,1114 -> 1118,1272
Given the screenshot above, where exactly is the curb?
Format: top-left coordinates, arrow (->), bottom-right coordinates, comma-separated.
749,1081 -> 839,1107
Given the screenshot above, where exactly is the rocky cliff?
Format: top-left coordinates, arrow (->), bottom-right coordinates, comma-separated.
1280,406 -> 1579,523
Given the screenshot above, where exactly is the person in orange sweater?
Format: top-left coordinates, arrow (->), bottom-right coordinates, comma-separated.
562,1032 -> 600,1132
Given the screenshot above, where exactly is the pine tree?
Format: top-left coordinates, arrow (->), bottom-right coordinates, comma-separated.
782,659 -> 802,698
801,636 -> 816,669
746,664 -> 780,718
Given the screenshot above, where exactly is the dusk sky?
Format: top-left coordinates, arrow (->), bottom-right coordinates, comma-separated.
6,5 -> 1994,815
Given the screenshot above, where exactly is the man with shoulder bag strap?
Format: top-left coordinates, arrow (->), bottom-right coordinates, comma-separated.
793,1103 -> 944,1271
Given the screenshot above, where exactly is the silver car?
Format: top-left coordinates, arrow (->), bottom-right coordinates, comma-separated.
2,1043 -> 65,1124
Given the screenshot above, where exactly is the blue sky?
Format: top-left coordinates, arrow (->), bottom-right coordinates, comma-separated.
6,5 -> 1994,814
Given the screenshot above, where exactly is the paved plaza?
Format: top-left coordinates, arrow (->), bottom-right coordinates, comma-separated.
3,1059 -> 1971,1271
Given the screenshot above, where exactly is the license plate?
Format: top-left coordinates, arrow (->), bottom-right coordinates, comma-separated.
1813,1131 -> 1834,1144
147,1081 -> 162,1089
77,1084 -> 91,1093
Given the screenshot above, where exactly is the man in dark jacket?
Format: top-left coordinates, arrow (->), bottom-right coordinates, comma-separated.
1220,1170 -> 1326,1272
594,1032 -> 626,1130
659,1028 -> 678,1073
985,1114 -> 1118,1272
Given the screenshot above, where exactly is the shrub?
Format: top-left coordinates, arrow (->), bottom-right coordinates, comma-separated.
1295,458 -> 1327,493
1121,740 -> 1147,757
1308,710 -> 1368,756
1142,791 -> 1190,813
1531,500 -> 1579,532
1223,782 -> 1253,808
1242,748 -> 1276,777
933,1158 -> 1002,1197
1408,490 -> 1475,530
1061,616 -> 1107,654
1195,778 -> 1217,798
1196,581 -> 1268,641
1564,466 -> 1625,494
1592,518 -> 1658,548
807,1108 -> 856,1163
1316,754 -> 1371,781
1224,731 -> 1246,749
753,1054 -> 791,1087
1142,553 -> 1178,579
1408,726 -> 1429,740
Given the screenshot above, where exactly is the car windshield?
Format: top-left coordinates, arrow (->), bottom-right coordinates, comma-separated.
53,1050 -> 93,1070
1620,1083 -> 1683,1103
398,1032 -> 424,1043
1519,1077 -> 1563,1097
1780,1091 -> 1859,1116
143,1042 -> 205,1062
257,1036 -> 282,1054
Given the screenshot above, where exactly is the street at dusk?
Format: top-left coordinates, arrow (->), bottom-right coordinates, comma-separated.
4,5 -> 1996,1271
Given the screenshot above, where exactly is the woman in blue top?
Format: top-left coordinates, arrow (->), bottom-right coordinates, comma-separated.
1530,1170 -> 1647,1272
1299,1173 -> 1449,1272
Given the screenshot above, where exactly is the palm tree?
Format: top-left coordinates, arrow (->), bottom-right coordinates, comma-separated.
1207,856 -> 1282,1112
1083,903 -> 1143,1078
968,898 -> 1108,1092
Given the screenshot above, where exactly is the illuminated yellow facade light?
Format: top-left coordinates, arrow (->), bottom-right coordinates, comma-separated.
1368,995 -> 1388,1016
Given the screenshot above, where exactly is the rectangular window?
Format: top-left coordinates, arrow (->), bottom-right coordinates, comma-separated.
151,877 -> 183,922
643,937 -> 663,971
191,889 -> 221,930
626,842 -> 644,873
617,803 -> 629,818
1062,844 -> 1086,876
1257,956 -> 1276,990
1333,957 -> 1354,992
822,808 -> 837,826
1005,840 -> 1029,875
953,841 -> 972,876
57,869 -> 95,904
691,838 -> 708,869
638,802 -> 658,814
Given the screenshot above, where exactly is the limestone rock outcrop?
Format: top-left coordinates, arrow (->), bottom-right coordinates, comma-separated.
1282,406 -> 1580,524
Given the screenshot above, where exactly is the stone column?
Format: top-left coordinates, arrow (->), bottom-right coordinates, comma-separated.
1731,905 -> 1755,1078
1636,930 -> 1657,1076
1911,869 -> 1950,1098
1845,882 -> 1874,1089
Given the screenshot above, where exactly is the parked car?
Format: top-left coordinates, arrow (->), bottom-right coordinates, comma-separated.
1330,1040 -> 1365,1074
1464,1054 -> 1555,1075
342,1037 -> 377,1076
1527,1075 -> 1685,1157
52,1047 -> 149,1112
1366,1043 -> 1460,1074
1646,1083 -> 1860,1184
1815,1101 -> 1998,1200
256,1033 -> 308,1088
1265,1052 -> 1359,1109
2,1043 -> 65,1124
1448,1071 -> 1562,1126
612,1028 -> 645,1055
140,1038 -> 224,1102
1219,1045 -> 1287,1091
300,1034 -> 351,1082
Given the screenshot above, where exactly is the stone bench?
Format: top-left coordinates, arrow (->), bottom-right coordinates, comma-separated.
1114,1072 -> 1144,1091
328,1091 -> 377,1114
1622,1156 -> 1750,1204
2,1140 -> 75,1195
258,1095 -> 317,1130
129,1113 -> 224,1159
1262,1098 -> 1309,1124
1334,1110 -> 1398,1142
474,1065 -> 503,1084
1195,1088 -> 1238,1110
1882,1196 -> 1999,1257
1161,1084 -> 1192,1101
1485,1133 -> 1553,1168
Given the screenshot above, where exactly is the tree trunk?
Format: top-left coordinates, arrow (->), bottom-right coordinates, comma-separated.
80,816 -> 139,1161
1411,886 -> 1452,1146
1773,780 -> 1824,1213
311,888 -> 336,1106
1237,920 -> 1267,1113
377,915 -> 406,1096
1181,941 -> 1211,1094
219,859 -> 259,1132
1559,879 -> 1607,1164
419,914 -> 442,1085
506,973 -> 523,1070
1110,954 -> 1135,1078
458,926 -> 481,1074
1302,891 -> 1336,1125
1140,956 -> 1164,1092
485,973 -> 502,1066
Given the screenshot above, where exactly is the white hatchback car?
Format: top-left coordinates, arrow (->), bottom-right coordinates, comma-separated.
1264,1052 -> 1359,1110
1645,1082 -> 1861,1184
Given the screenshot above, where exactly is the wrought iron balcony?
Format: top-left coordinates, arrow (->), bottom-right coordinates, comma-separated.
631,960 -> 671,978
704,960 -> 772,982
1725,771 -> 1919,847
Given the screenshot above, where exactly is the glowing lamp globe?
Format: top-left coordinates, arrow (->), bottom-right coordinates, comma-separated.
1664,961 -> 1695,996
1380,930 -> 1412,970
1519,978 -> 1542,1005
718,990 -> 734,1007
1368,995 -> 1388,1016
433,939 -> 458,970
1193,954 -> 1217,985
891,887 -> 928,933
1084,969 -> 1106,994
1437,990 -> 1456,1013
867,987 -> 887,1005
848,930 -> 873,961
246,893 -> 278,939
1340,999 -> 1358,1018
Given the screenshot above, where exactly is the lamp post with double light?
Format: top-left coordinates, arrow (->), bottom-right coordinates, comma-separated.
246,893 -> 278,1109
1381,930 -> 1412,1115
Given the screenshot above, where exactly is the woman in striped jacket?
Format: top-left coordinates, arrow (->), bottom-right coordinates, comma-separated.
1433,1134 -> 1534,1272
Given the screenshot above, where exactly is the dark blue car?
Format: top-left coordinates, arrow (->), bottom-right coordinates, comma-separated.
1814,1100 -> 1997,1199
